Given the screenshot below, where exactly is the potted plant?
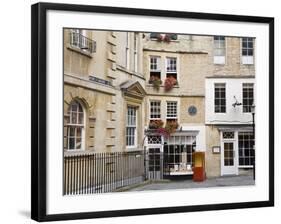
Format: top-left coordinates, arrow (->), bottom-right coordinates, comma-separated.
149,120 -> 164,129
164,34 -> 171,43
149,76 -> 162,89
164,120 -> 179,134
164,76 -> 177,91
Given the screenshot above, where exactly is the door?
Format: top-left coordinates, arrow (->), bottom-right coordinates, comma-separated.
221,141 -> 238,175
147,147 -> 163,180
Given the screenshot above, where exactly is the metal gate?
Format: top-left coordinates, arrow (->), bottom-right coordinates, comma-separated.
146,147 -> 163,180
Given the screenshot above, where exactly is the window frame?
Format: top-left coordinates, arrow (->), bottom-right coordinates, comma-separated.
214,83 -> 226,113
238,132 -> 254,168
126,106 -> 138,148
213,36 -> 226,64
214,83 -> 227,114
133,33 -> 138,72
241,37 -> 254,65
125,32 -> 130,69
166,101 -> 178,119
242,83 -> 254,113
150,56 -> 161,72
166,57 -> 177,73
150,100 -> 161,120
66,100 -> 85,151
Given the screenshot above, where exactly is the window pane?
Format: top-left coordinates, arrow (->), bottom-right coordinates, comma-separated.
76,138 -> 81,149
66,101 -> 84,150
69,137 -> 75,150
214,83 -> 226,113
167,101 -> 177,118
126,106 -> 137,146
238,132 -> 254,166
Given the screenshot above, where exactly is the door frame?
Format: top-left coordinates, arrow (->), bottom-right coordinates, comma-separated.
146,145 -> 163,180
220,131 -> 239,176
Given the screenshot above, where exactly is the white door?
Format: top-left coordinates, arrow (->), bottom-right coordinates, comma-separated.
221,141 -> 238,175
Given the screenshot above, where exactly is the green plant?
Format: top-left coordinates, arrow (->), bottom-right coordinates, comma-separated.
149,76 -> 162,89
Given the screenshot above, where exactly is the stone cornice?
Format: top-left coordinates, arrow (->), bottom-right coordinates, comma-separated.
64,73 -> 116,95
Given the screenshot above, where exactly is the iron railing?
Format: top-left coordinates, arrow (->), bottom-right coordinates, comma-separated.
63,151 -> 144,195
69,32 -> 96,54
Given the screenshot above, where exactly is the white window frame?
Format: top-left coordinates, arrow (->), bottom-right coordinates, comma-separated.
126,106 -> 137,148
241,37 -> 254,65
125,32 -> 130,69
213,36 -> 226,64
166,101 -> 178,119
242,83 -> 254,113
150,56 -> 161,72
150,100 -> 161,120
166,57 -> 177,73
214,83 -> 226,113
238,132 -> 254,168
134,33 -> 138,72
66,100 -> 85,151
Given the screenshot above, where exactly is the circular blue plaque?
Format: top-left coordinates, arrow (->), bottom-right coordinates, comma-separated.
188,106 -> 197,116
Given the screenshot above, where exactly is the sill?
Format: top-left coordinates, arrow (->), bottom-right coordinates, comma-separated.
64,150 -> 94,156
238,166 -> 254,169
125,147 -> 143,152
147,84 -> 179,88
126,146 -> 138,149
150,38 -> 180,43
67,44 -> 93,58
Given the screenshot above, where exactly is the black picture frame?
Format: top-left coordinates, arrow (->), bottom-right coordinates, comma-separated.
31,2 -> 274,222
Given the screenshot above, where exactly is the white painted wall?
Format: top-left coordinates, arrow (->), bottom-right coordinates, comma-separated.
181,125 -> 206,152
205,78 -> 255,125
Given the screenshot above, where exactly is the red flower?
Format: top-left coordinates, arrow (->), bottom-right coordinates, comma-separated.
164,77 -> 177,91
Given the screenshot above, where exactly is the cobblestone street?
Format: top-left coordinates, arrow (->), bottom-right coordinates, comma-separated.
126,174 -> 254,192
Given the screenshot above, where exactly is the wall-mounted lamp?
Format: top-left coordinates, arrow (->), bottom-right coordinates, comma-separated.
232,96 -> 242,107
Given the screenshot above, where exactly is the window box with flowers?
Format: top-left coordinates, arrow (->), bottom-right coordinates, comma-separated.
150,33 -> 178,43
164,120 -> 179,134
148,119 -> 164,129
149,76 -> 162,89
164,76 -> 178,91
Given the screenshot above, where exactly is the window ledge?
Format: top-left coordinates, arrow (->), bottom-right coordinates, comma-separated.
149,39 -> 180,43
64,150 -> 96,156
147,84 -> 179,88
66,44 -> 93,58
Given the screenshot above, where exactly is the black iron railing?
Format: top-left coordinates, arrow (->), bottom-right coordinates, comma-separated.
69,32 -> 96,54
63,151 -> 144,195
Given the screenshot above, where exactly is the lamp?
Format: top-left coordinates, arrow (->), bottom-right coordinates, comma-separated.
251,103 -> 256,115
251,103 -> 255,180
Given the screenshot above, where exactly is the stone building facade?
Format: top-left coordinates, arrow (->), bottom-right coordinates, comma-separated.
63,29 -> 255,179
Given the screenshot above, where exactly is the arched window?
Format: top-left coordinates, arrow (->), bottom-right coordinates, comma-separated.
66,100 -> 84,150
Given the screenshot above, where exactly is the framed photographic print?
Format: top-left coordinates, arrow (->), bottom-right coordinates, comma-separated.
31,2 -> 274,222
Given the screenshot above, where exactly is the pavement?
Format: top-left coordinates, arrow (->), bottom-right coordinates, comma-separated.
126,174 -> 255,192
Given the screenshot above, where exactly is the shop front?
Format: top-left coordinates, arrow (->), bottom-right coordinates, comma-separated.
145,131 -> 199,180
